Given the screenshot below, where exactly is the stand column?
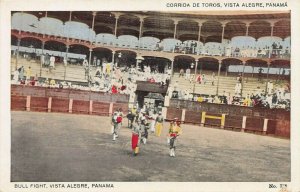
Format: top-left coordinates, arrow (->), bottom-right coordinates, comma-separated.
88,48 -> 92,86
15,38 -> 21,70
216,60 -> 222,95
114,13 -> 120,36
40,41 -> 45,77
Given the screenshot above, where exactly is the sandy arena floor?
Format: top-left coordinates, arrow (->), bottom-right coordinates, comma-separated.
11,111 -> 290,182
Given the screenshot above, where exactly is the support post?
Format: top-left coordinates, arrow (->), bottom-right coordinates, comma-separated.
194,60 -> 198,76
245,22 -> 250,36
109,102 -> 114,116
40,41 -> 45,77
47,97 -> 52,112
64,45 -> 69,80
68,99 -> 73,113
88,48 -> 92,87
89,100 -> 93,114
181,109 -> 186,122
263,119 -> 268,135
242,116 -> 247,132
216,60 -> 222,95
15,38 -> 21,70
221,114 -> 226,128
241,61 -> 246,96
221,23 -> 226,43
201,112 -> 206,126
170,59 -> 174,77
173,20 -> 179,39
26,96 -> 31,112
114,14 -> 120,36
197,22 -> 202,42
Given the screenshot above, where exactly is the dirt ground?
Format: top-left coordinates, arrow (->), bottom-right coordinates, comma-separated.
11,111 -> 290,182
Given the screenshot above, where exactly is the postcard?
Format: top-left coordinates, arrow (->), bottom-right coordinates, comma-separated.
0,0 -> 299,191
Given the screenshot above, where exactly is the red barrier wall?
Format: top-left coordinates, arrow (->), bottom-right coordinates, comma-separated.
11,95 -> 26,111
51,98 -> 69,113
224,115 -> 243,130
92,102 -> 110,116
11,85 -> 128,118
72,100 -> 90,114
30,97 -> 48,112
245,117 -> 264,132
184,110 -> 202,124
113,103 -> 129,114
166,108 -> 182,120
274,120 -> 290,138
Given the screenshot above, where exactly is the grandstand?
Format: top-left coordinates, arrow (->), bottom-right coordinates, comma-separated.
10,11 -> 290,137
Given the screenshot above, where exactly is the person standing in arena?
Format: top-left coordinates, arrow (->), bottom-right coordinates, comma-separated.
168,118 -> 182,157
139,117 -> 149,144
131,121 -> 141,156
149,111 -> 158,133
111,111 -> 121,141
117,108 -> 124,130
155,111 -> 164,137
126,111 -> 134,129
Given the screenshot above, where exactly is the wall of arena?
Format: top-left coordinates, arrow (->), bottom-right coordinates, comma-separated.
167,99 -> 290,138
11,85 -> 129,116
11,85 -> 289,138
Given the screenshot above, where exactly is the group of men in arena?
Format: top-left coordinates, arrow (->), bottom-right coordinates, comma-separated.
111,107 -> 182,157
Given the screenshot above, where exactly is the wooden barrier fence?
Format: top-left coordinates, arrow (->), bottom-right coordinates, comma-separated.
165,104 -> 290,138
11,85 -> 129,116
10,85 -> 290,138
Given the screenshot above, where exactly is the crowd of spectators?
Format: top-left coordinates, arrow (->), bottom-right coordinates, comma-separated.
11,53 -> 290,111
168,76 -> 290,111
229,45 -> 290,59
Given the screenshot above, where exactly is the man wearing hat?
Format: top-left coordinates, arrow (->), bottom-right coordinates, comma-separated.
139,116 -> 149,144
111,111 -> 119,141
155,111 -> 164,137
168,118 -> 182,157
127,111 -> 134,129
130,105 -> 138,122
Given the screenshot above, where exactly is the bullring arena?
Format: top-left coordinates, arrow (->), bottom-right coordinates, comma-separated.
11,111 -> 290,182
10,10 -> 290,182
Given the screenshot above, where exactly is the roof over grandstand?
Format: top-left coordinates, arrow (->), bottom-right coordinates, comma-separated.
12,11 -> 290,42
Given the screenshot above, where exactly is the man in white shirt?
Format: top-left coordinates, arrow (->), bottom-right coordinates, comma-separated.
185,68 -> 191,80
267,81 -> 273,95
83,59 -> 88,67
174,81 -> 179,91
50,55 -> 55,70
12,69 -> 19,84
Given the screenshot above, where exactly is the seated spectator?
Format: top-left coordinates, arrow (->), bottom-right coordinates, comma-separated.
211,72 -> 215,86
111,85 -> 118,94
25,66 -> 32,81
202,74 -> 206,84
43,78 -> 49,87
196,74 -> 202,84
49,79 -> 56,88
179,68 -> 184,77
149,77 -> 155,83
197,96 -> 203,102
213,95 -> 221,104
243,95 -> 251,106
